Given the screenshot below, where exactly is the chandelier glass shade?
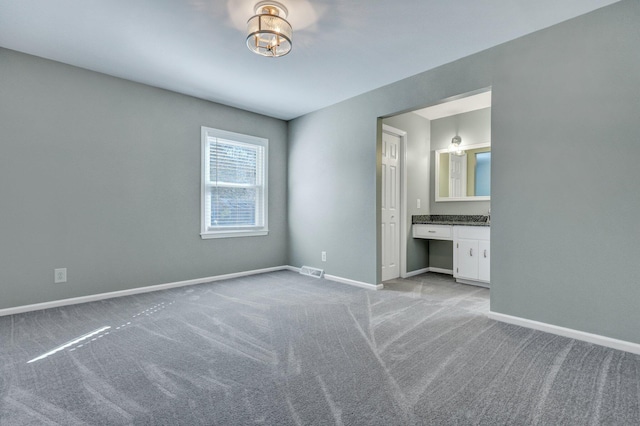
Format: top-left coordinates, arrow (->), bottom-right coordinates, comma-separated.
450,135 -> 464,155
246,2 -> 292,57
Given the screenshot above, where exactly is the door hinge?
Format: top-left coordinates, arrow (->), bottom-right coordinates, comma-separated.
456,243 -> 458,248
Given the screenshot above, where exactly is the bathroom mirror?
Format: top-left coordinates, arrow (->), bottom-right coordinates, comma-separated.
435,142 -> 491,202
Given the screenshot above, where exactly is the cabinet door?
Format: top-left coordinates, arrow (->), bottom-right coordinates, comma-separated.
478,240 -> 490,282
456,239 -> 479,280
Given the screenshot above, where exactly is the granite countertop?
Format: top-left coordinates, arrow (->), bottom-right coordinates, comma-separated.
412,214 -> 490,227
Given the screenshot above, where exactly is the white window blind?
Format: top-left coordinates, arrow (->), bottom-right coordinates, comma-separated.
201,127 -> 268,239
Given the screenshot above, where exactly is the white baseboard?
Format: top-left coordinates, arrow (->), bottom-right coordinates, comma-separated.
0,266 -> 384,317
488,311 -> 640,356
404,267 -> 453,278
456,278 -> 489,288
324,274 -> 383,291
0,266 -> 292,317
428,267 -> 454,275
403,268 -> 430,278
289,265 -> 382,290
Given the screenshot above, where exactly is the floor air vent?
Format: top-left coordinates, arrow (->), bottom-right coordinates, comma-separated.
299,266 -> 324,279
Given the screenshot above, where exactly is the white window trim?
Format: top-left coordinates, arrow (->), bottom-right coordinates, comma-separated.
200,126 -> 269,239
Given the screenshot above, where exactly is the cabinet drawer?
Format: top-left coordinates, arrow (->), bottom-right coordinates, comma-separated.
456,226 -> 490,240
413,224 -> 452,240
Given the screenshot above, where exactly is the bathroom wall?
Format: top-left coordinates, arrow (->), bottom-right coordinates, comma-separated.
430,107 -> 491,214
427,107 -> 491,271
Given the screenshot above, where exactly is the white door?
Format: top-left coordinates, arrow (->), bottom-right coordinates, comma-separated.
449,153 -> 467,197
381,131 -> 400,281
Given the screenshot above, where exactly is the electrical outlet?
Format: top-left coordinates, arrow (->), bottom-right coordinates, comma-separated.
54,268 -> 67,283
321,251 -> 327,262
417,198 -> 421,209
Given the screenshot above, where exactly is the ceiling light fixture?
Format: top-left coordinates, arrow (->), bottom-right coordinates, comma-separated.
450,135 -> 464,155
246,1 -> 292,58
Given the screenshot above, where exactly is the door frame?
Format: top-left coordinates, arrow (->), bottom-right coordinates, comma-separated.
381,124 -> 407,280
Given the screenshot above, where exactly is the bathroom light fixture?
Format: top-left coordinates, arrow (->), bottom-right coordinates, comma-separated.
450,135 -> 464,155
246,1 -> 292,57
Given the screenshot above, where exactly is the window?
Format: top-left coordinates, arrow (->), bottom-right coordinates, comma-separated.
201,127 -> 268,239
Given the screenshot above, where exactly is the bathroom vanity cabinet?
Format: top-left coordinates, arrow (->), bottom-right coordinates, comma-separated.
413,219 -> 490,287
453,226 -> 490,285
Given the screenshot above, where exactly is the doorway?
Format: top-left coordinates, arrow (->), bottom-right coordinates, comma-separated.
380,88 -> 491,284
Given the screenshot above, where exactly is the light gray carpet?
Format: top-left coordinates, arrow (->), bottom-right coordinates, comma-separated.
1,271 -> 638,425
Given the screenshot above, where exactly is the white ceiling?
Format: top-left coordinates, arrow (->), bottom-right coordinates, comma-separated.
414,91 -> 492,121
0,0 -> 619,120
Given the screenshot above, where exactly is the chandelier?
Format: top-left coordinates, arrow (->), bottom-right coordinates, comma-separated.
246,1 -> 292,57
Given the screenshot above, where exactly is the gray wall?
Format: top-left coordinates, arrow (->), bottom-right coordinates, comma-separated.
0,48 -> 288,309
287,102 -> 378,282
382,113 -> 430,273
288,1 -> 640,343
490,1 -> 640,342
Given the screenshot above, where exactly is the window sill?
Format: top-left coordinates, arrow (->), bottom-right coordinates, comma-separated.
201,230 -> 268,239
